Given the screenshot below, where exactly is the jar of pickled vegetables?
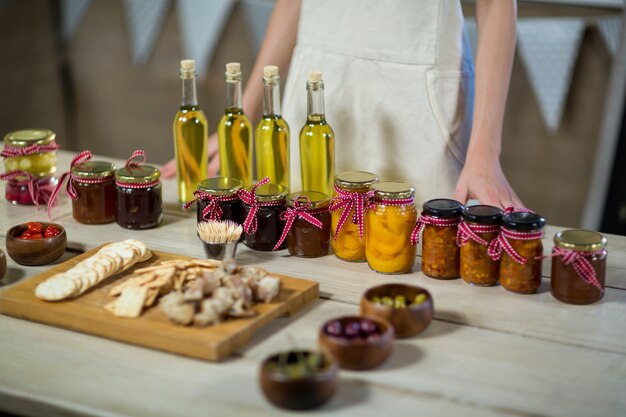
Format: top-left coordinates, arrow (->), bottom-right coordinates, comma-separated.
115,164 -> 163,229
330,171 -> 379,262
494,212 -> 545,294
277,191 -> 331,257
411,199 -> 463,279
551,229 -> 607,305
184,177 -> 243,225
366,181 -> 417,274
71,160 -> 117,224
239,178 -> 288,251
458,205 -> 502,286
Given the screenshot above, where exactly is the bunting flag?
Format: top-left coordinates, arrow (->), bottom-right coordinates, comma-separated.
178,0 -> 234,77
598,16 -> 623,56
61,0 -> 94,40
240,0 -> 273,55
123,0 -> 171,64
517,18 -> 585,133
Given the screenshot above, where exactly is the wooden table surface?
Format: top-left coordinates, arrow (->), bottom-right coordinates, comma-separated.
1,151 -> 625,417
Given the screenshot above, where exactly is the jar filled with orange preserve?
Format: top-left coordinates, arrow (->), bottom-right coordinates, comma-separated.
551,229 -> 607,305
330,171 -> 379,262
495,212 -> 545,294
71,160 -> 117,224
458,205 -> 502,286
411,199 -> 463,279
366,181 -> 417,274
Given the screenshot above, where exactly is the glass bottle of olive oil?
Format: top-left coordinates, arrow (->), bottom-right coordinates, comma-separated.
255,65 -> 290,189
217,62 -> 253,186
299,71 -> 334,195
173,59 -> 208,206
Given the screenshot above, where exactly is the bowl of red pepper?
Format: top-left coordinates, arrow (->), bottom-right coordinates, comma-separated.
6,222 -> 66,266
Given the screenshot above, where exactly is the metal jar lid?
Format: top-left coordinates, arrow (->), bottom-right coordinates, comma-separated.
246,183 -> 288,203
71,161 -> 117,179
372,181 -> 415,200
502,212 -> 545,231
423,198 -> 463,218
462,205 -> 503,225
334,171 -> 379,190
198,177 -> 243,196
115,165 -> 161,184
554,229 -> 607,252
4,129 -> 56,147
287,191 -> 330,209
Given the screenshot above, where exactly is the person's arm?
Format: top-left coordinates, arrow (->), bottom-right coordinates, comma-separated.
452,0 -> 522,208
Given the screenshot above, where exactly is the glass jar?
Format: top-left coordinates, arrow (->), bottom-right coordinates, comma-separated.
5,176 -> 57,205
195,177 -> 243,224
71,161 -> 117,224
115,165 -> 163,229
331,171 -> 379,262
499,212 -> 546,294
284,191 -> 331,257
242,183 -> 288,251
419,199 -> 463,279
551,229 -> 607,305
459,205 -> 502,286
366,181 -> 417,274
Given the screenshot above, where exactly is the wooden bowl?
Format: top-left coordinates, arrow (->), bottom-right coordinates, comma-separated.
319,316 -> 394,370
259,350 -> 338,410
6,223 -> 67,266
361,284 -> 433,338
0,248 -> 6,279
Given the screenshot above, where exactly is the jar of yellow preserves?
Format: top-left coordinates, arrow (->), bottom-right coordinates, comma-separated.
330,171 -> 379,262
2,129 -> 58,177
366,181 -> 417,274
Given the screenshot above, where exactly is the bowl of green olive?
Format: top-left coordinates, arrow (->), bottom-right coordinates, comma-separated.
360,283 -> 433,338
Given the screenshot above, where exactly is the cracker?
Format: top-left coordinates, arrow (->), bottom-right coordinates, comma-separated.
114,286 -> 148,318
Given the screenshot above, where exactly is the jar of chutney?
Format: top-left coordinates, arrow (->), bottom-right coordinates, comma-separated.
184,177 -> 243,225
278,191 -> 331,257
240,182 -> 288,251
115,165 -> 163,229
458,205 -> 502,286
551,229 -> 607,305
71,160 -> 117,224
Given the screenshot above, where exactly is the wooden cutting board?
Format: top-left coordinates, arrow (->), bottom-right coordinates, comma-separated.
0,246 -> 319,361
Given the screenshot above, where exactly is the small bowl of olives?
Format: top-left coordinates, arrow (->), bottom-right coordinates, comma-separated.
360,283 -> 433,338
259,350 -> 338,410
319,316 -> 394,370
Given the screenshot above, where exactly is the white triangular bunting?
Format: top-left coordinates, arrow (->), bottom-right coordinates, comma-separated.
598,16 -> 622,56
61,0 -> 94,40
517,18 -> 585,133
178,0 -> 234,77
123,0 -> 171,64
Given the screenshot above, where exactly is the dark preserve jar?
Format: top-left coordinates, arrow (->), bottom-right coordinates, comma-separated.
115,165 -> 163,229
285,191 -> 331,257
71,160 -> 117,224
551,229 -> 607,305
195,177 -> 243,224
420,199 -> 463,279
459,205 -> 502,286
241,183 -> 288,251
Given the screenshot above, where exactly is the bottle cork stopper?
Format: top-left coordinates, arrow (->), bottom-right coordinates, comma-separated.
226,62 -> 241,74
263,65 -> 279,77
308,71 -> 323,82
180,59 -> 195,70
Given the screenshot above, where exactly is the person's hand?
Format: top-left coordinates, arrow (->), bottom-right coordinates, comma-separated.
452,146 -> 522,208
161,133 -> 220,178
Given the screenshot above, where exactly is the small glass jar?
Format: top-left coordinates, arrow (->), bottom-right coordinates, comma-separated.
331,171 -> 379,262
499,212 -> 546,294
286,191 -> 331,257
551,229 -> 607,305
5,176 -> 57,205
242,183 -> 288,251
459,205 -> 502,286
71,161 -> 117,224
196,177 -> 243,224
366,181 -> 417,274
420,199 -> 463,279
115,165 -> 163,229
3,129 -> 58,177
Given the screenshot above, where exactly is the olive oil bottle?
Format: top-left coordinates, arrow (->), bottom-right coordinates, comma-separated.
217,62 -> 253,186
255,65 -> 290,189
173,59 -> 208,206
299,71 -> 335,195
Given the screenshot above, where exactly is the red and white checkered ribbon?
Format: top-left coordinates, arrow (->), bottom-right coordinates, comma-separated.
125,149 -> 147,168
548,247 -> 604,293
115,149 -> 159,189
0,170 -> 55,207
1,141 -> 59,158
410,213 -> 460,245
183,190 -> 239,221
456,221 -> 500,247
329,185 -> 375,241
273,196 -> 325,251
47,150 -> 96,219
487,227 -> 544,264
369,196 -> 415,209
503,205 -> 535,215
238,177 -> 283,235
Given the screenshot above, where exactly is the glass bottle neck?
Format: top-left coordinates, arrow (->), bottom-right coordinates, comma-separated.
181,76 -> 198,107
263,81 -> 281,116
226,79 -> 243,111
307,89 -> 325,121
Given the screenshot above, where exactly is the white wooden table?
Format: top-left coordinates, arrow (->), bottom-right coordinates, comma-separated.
1,151 -> 625,417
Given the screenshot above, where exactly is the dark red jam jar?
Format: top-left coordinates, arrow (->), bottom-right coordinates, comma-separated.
71,160 -> 117,224
5,176 -> 57,205
195,177 -> 243,224
285,191 -> 331,257
115,165 -> 163,229
241,183 -> 288,251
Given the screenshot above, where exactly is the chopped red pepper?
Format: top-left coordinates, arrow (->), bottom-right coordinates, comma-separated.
25,222 -> 43,233
43,226 -> 61,238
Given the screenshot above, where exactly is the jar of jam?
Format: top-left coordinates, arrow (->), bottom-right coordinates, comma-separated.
115,165 -> 163,229
498,212 -> 545,294
280,191 -> 331,257
71,161 -> 117,224
5,176 -> 57,205
458,205 -> 502,286
187,177 -> 243,225
551,229 -> 607,305
330,171 -> 379,262
366,181 -> 417,274
240,183 -> 288,251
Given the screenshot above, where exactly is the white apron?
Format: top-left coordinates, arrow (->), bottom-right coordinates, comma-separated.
282,0 -> 474,206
